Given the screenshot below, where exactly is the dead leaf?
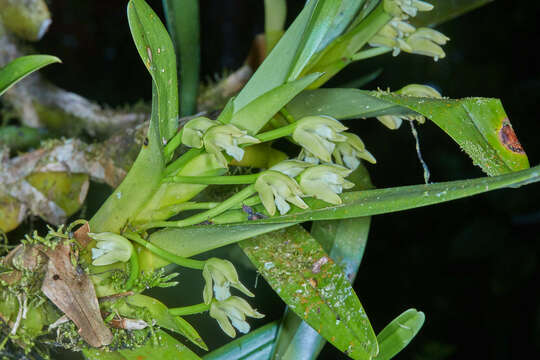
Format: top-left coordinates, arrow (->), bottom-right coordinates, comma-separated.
41,242 -> 113,347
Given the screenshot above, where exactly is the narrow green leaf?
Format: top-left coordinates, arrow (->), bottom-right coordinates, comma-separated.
287,88 -> 414,120
230,72 -> 321,135
264,0 -> 287,53
142,223 -> 294,271
240,225 -> 378,360
163,0 -> 199,116
203,321 -> 279,360
83,330 -> 202,360
233,0 -> 318,112
287,89 -> 529,175
303,3 -> 391,87
412,0 -> 494,27
128,0 -> 178,141
375,309 -> 425,360
0,55 -> 60,96
214,164 -> 540,225
319,0 -> 367,50
117,294 -> 208,350
287,0 -> 341,80
271,166 -> 374,360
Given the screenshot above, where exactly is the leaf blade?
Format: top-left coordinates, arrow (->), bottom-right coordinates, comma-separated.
83,330 -> 202,360
375,309 -> 425,360
0,55 -> 60,96
287,89 -> 529,175
163,0 -> 199,116
240,225 -> 378,360
128,0 -> 178,141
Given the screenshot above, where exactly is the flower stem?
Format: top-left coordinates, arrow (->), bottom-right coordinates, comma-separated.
125,252 -> 139,290
139,184 -> 257,230
280,108 -> 296,124
165,148 -> 202,176
124,232 -> 205,269
164,129 -> 184,158
352,46 -> 392,61
165,173 -> 260,185
256,122 -> 296,142
169,303 -> 210,316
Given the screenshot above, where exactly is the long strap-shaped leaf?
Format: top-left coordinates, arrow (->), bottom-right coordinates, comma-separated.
147,164 -> 540,261
213,164 -> 540,225
287,89 -> 529,175
270,166 -> 375,360
162,0 -> 199,116
0,55 -> 60,96
240,225 -> 378,360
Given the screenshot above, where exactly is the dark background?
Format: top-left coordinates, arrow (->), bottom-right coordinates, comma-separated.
30,0 -> 540,359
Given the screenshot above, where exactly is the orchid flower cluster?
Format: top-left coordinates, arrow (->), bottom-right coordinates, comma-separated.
369,0 -> 450,61
87,83 -> 440,338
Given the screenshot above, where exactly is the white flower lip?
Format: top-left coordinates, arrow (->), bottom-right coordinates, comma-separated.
203,258 -> 254,305
254,171 -> 308,216
89,232 -> 133,266
209,296 -> 264,338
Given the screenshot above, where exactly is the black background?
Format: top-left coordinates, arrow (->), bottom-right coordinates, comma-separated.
29,0 -> 540,359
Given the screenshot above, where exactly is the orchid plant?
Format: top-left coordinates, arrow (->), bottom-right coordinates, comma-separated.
0,0 -> 538,359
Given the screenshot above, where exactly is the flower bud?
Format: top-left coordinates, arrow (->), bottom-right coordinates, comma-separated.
385,0 -> 433,18
333,133 -> 376,170
182,116 -> 216,148
254,171 -> 308,216
203,258 -> 254,305
89,232 -> 133,266
405,31 -> 447,61
298,165 -> 354,205
292,116 -> 348,163
209,296 -> 264,338
203,124 -> 260,166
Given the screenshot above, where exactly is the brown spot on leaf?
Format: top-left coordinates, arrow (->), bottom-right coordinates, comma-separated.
499,118 -> 525,153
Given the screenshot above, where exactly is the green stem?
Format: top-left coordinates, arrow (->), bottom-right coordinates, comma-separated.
124,232 -> 205,270
125,252 -> 140,290
280,108 -> 297,124
165,148 -> 202,176
352,46 -> 392,61
165,173 -> 260,185
139,184 -> 257,230
256,122 -> 296,142
169,303 -> 210,316
164,129 -> 184,158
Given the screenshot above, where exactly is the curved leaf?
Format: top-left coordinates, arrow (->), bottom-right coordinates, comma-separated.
375,309 -> 425,360
287,89 -> 529,175
128,0 -> 178,141
213,164 -> 540,225
230,72 -> 321,135
0,55 -> 60,96
83,330 -> 201,360
203,321 -> 279,360
116,294 -> 207,350
240,225 -> 378,360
